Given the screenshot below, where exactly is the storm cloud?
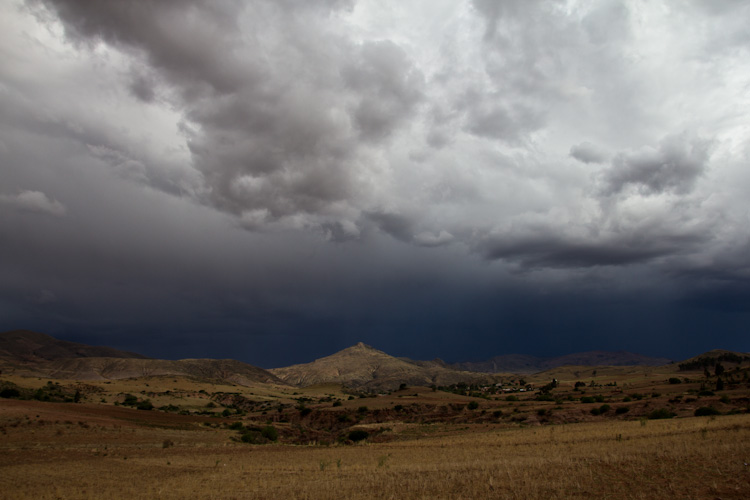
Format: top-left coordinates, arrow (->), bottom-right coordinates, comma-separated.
1,1 -> 749,365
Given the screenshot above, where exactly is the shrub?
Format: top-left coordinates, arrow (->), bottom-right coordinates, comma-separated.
394,404 -> 403,412
615,406 -> 630,415
122,394 -> 138,406
599,404 -> 611,413
580,396 -> 595,404
467,401 -> 479,410
698,390 -> 715,397
493,410 -> 503,418
694,406 -> 721,417
228,422 -> 244,431
348,430 -> 369,442
0,388 -> 20,399
505,395 -> 519,402
668,377 -> 682,385
332,401 -> 342,407
241,431 -> 260,444
136,400 -> 154,411
720,395 -> 730,404
357,406 -> 368,414
261,425 -> 278,442
299,407 -> 312,417
647,408 -> 675,420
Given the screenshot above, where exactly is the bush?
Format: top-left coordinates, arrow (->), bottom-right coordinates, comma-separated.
332,401 -> 342,407
136,400 -> 154,411
348,430 -> 369,442
394,404 -> 403,412
668,378 -> 682,385
299,407 -> 312,417
615,406 -> 630,415
228,422 -> 244,431
580,396 -> 595,404
241,431 -> 260,444
467,401 -> 479,410
357,406 -> 368,414
493,410 -> 503,418
505,395 -> 519,402
647,408 -> 675,420
261,425 -> 278,442
599,404 -> 611,413
694,406 -> 721,417
0,388 -> 20,399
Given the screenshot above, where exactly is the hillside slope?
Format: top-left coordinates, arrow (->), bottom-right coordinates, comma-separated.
270,342 -> 493,391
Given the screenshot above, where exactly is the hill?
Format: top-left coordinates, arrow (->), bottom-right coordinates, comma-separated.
0,330 -> 285,387
0,330 -> 148,363
269,342 -> 493,391
451,350 -> 672,374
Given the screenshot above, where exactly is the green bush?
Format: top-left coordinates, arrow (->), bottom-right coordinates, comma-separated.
647,408 -> 675,420
580,396 -> 595,404
615,406 -> 630,415
348,430 -> 369,442
136,400 -> 154,411
694,406 -> 721,417
505,395 -> 519,402
357,406 -> 369,414
668,377 -> 682,385
261,425 -> 278,442
228,422 -> 244,430
467,401 -> 479,410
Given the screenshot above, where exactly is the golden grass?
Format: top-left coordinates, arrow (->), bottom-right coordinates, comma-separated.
1,403 -> 748,500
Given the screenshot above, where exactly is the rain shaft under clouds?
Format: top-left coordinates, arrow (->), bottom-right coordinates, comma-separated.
1,0 -> 749,366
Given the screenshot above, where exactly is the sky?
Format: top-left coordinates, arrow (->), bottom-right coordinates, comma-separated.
1,0 -> 749,368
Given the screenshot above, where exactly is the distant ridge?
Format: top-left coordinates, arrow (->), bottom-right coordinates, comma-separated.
269,342 -> 493,391
0,330 -> 148,362
449,350 -> 672,374
0,330 -> 285,387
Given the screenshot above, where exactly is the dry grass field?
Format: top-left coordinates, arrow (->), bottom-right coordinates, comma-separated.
2,358 -> 750,499
1,396 -> 749,499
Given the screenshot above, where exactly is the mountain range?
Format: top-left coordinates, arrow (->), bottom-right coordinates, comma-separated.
0,329 -> 705,391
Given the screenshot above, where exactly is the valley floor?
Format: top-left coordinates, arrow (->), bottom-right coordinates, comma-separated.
1,399 -> 748,499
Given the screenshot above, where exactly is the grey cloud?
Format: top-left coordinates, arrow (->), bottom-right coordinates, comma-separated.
479,230 -> 705,269
365,211 -> 414,243
602,134 -> 711,195
570,142 -> 608,164
344,41 -> 425,141
37,0 -> 424,228
414,230 -> 454,248
0,190 -> 66,217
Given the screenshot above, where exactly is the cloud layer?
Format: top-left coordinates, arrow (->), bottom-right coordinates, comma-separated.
1,0 -> 749,364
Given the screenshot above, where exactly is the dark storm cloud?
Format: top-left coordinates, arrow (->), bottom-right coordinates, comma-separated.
3,1 -> 750,364
479,229 -> 706,269
365,211 -> 415,243
602,134 -> 711,196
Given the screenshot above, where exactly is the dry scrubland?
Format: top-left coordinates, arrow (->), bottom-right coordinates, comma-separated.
2,357 -> 750,499
1,398 -> 749,499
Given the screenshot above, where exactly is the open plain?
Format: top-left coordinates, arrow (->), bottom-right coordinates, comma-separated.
2,361 -> 749,500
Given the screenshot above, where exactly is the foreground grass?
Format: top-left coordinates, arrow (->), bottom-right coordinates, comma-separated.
1,402 -> 748,499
